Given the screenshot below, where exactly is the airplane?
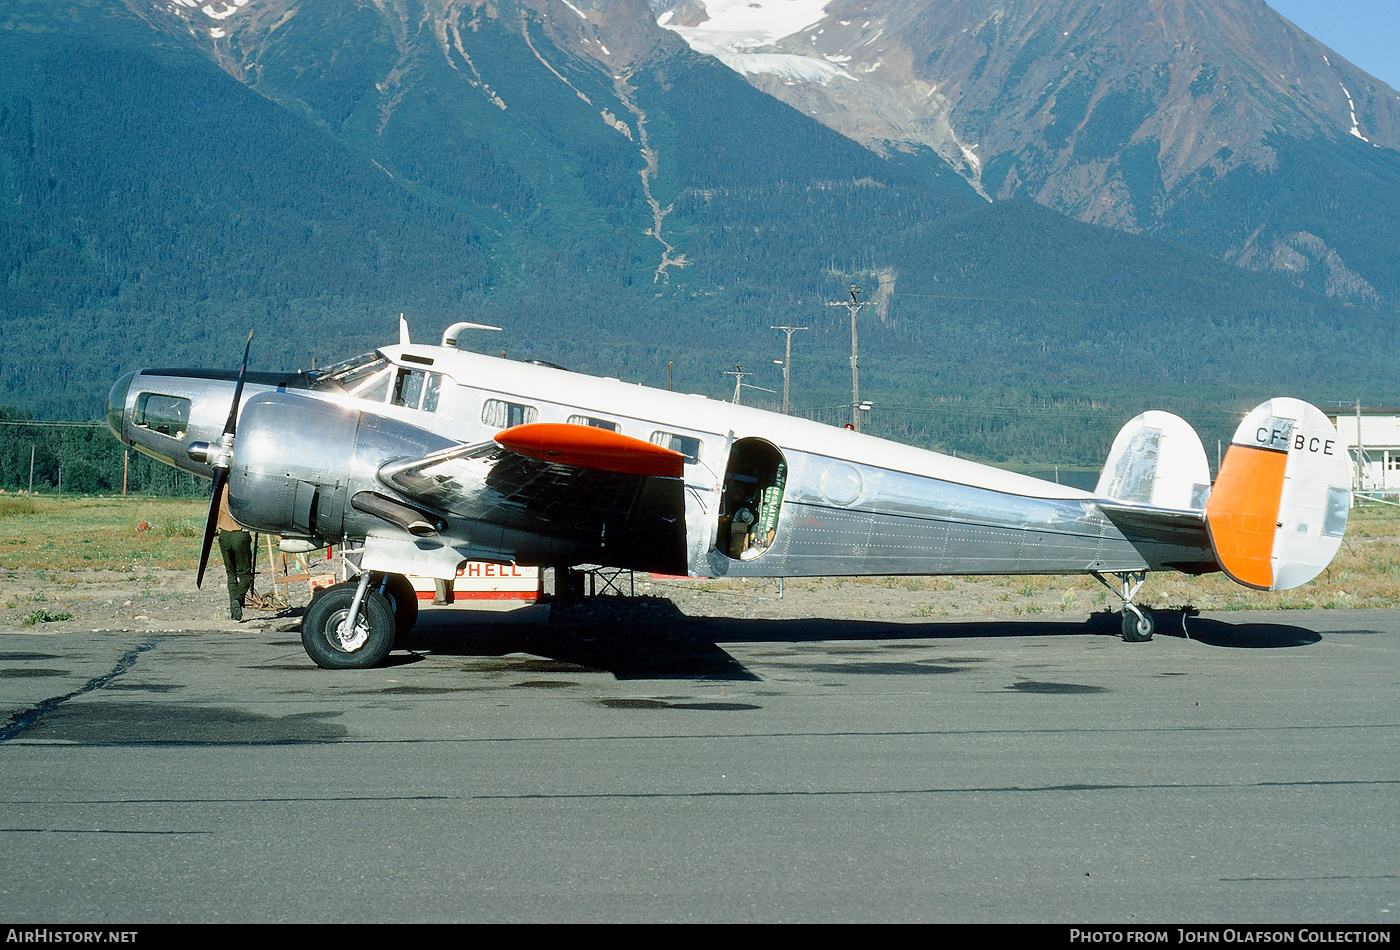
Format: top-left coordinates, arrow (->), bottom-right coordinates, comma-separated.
106,318 -> 1353,669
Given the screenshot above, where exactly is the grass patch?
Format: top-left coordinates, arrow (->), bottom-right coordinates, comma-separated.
0,496 -> 37,518
0,495 -> 208,571
21,608 -> 73,626
4,498 -> 1398,611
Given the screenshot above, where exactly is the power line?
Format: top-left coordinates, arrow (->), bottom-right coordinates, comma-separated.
0,420 -> 105,428
797,402 -> 1255,420
887,290 -> 1320,309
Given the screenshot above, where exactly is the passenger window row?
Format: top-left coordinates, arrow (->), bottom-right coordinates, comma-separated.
481,400 -> 702,463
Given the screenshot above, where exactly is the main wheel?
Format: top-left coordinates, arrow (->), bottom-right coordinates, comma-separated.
1121,606 -> 1155,642
302,584 -> 396,669
376,573 -> 419,641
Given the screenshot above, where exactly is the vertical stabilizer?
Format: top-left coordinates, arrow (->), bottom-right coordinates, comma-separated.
1096,411 -> 1211,510
1205,398 -> 1351,590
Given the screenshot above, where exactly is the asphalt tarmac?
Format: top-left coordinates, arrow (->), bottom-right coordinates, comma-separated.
1,604 -> 1396,923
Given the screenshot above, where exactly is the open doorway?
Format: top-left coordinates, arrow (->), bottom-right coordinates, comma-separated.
717,438 -> 787,560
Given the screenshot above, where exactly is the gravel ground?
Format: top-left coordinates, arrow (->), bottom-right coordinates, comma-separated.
0,558 -> 1149,636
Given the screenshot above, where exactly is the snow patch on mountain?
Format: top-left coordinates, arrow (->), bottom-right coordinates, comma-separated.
721,53 -> 848,83
1339,82 -> 1371,142
654,1 -> 850,82
161,0 -> 252,33
187,0 -> 250,21
661,0 -> 832,49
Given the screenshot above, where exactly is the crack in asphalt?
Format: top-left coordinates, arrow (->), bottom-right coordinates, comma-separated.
0,638 -> 161,742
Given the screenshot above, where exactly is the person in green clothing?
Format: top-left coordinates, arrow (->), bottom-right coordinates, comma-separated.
217,485 -> 253,621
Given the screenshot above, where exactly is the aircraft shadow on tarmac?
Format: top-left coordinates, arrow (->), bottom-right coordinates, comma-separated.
390,602 -> 1323,680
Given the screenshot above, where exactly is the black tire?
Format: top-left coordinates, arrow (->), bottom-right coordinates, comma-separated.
376,573 -> 419,640
301,584 -> 396,669
1121,607 -> 1155,642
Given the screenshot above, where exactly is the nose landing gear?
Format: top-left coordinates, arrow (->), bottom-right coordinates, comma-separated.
302,572 -> 397,668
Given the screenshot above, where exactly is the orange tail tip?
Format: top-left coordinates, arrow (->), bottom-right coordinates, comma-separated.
495,423 -> 685,478
1205,398 -> 1351,591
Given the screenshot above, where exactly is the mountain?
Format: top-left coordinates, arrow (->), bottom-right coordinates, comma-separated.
649,0 -> 1400,304
0,0 -> 1395,469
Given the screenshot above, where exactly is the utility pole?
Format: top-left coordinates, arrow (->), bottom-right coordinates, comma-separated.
1357,398 -> 1365,493
828,285 -> 869,431
771,325 -> 808,415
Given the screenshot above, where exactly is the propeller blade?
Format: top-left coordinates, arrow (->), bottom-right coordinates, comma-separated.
198,330 -> 252,589
196,467 -> 228,589
222,329 -> 254,436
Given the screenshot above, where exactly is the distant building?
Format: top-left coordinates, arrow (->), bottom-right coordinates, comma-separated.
1328,407 -> 1400,492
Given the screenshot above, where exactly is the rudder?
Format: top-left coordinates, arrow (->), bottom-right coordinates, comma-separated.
1205,398 -> 1351,591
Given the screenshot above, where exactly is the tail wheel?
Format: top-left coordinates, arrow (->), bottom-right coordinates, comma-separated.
302,584 -> 395,669
1121,605 -> 1155,642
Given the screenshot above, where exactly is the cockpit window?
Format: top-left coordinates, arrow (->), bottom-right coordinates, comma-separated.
313,353 -> 392,397
134,393 -> 191,439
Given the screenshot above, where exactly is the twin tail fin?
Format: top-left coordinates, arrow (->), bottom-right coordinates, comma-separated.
1097,399 -> 1351,591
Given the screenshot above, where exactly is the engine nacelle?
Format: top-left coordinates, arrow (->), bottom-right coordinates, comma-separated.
229,392 -> 455,542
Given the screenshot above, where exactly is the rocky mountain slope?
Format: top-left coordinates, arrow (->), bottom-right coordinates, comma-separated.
127,0 -> 1400,301
648,0 -> 1400,303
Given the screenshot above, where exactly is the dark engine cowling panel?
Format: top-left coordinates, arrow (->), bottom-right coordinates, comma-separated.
229,392 -> 456,542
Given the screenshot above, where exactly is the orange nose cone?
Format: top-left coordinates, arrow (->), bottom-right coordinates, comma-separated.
495,423 -> 685,479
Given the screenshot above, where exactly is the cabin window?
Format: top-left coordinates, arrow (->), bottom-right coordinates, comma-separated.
649,431 -> 702,463
133,393 -> 190,439
482,399 -> 537,429
717,438 -> 787,561
567,414 -> 620,432
390,369 -> 444,412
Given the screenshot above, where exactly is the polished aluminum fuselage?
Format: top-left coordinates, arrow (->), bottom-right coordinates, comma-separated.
108,345 -> 1214,579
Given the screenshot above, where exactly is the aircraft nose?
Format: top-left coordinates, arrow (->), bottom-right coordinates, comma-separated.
106,371 -> 137,442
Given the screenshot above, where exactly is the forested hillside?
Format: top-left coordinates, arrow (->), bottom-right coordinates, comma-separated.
0,0 -> 1395,473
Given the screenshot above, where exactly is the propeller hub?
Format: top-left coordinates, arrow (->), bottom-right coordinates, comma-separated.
187,434 -> 234,470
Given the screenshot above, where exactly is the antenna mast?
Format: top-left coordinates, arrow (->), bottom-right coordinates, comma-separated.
722,363 -> 776,405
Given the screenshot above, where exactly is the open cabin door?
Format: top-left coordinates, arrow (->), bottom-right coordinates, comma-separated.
716,438 -> 787,560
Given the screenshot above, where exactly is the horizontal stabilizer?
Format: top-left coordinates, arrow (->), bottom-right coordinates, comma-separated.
1204,398 -> 1351,591
494,423 -> 684,478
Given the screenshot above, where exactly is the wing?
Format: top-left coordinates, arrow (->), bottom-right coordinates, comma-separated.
378,423 -> 688,573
